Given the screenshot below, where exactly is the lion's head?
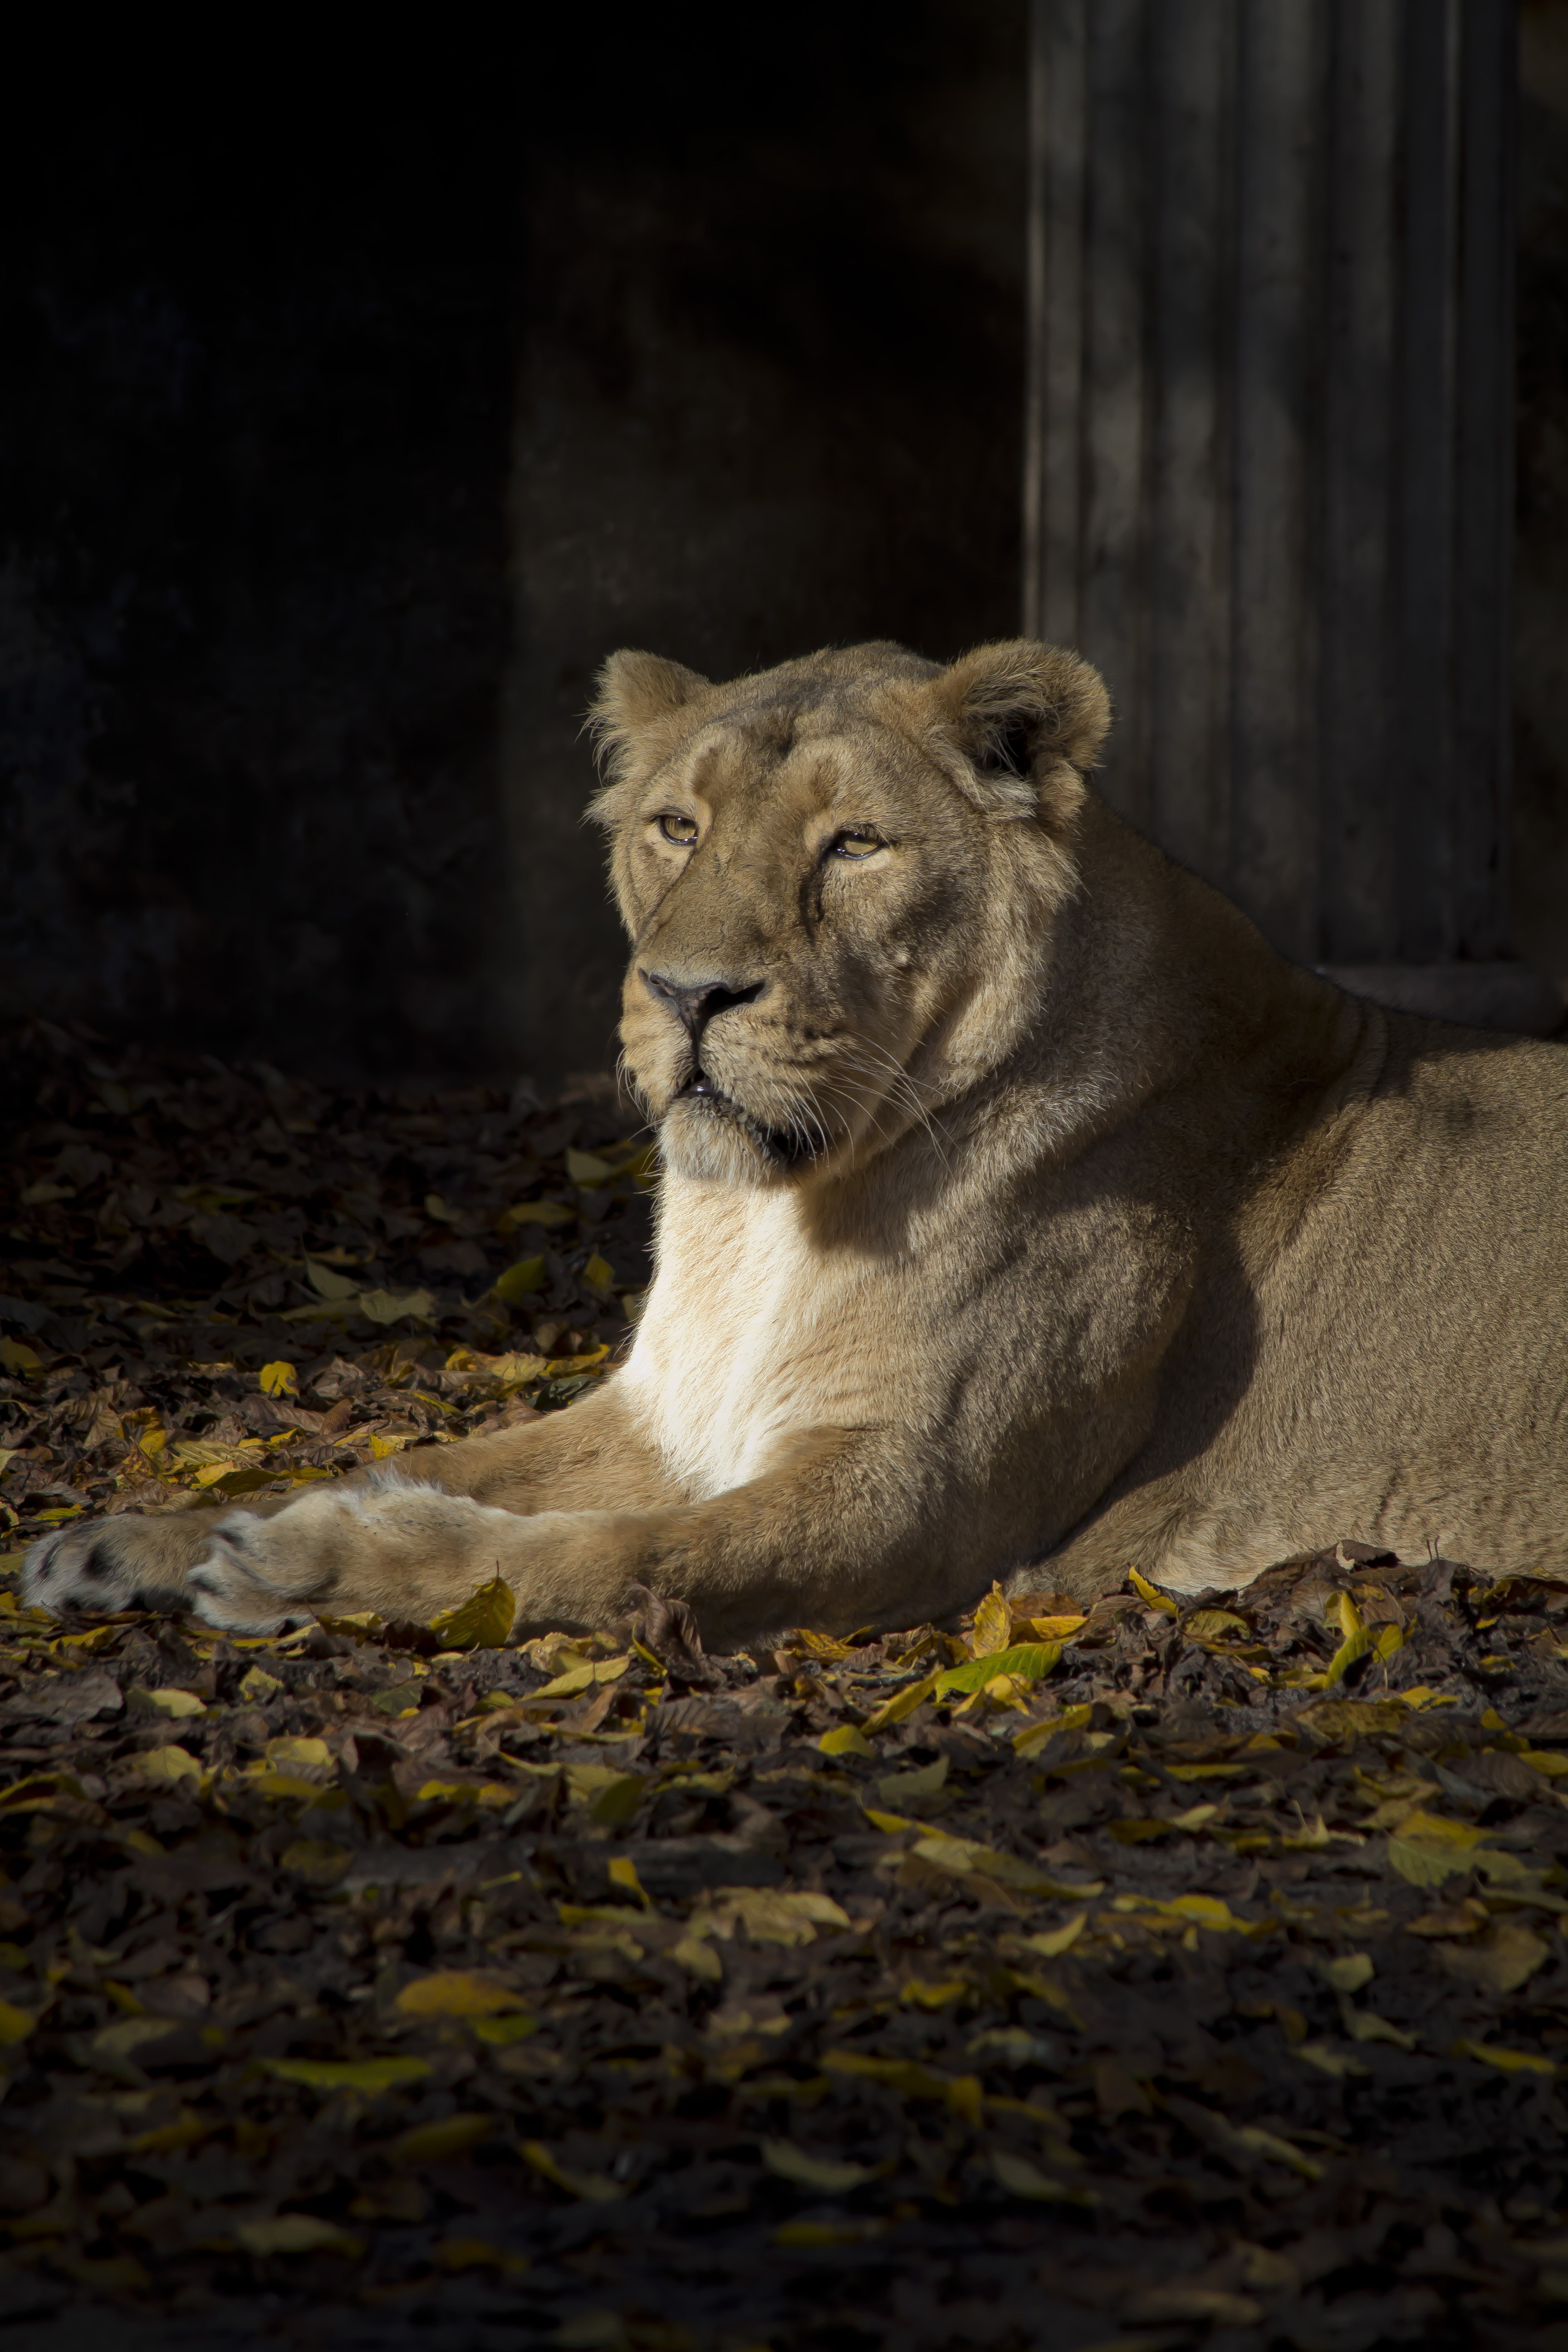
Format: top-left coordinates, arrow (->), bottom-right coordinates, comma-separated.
588,638 -> 1111,1186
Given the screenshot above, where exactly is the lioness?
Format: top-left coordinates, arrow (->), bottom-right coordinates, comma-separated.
25,638 -> 1568,1643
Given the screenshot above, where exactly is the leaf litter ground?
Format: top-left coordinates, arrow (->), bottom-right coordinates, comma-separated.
1,1024 -> 1568,2350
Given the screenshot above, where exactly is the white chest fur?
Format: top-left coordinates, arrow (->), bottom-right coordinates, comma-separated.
619,1178 -> 867,1499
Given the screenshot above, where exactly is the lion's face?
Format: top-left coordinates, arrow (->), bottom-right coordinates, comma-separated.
588,639 -> 1110,1186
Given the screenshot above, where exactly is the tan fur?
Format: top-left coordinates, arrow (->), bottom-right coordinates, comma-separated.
26,638 -> 1568,1645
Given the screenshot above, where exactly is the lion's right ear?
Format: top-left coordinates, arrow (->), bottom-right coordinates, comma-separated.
588,650 -> 711,799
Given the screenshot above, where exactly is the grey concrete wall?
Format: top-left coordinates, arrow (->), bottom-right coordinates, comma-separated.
1518,0 -> 1568,993
1,10 -> 1026,1089
1024,0 -> 1517,982
0,67 -> 518,1083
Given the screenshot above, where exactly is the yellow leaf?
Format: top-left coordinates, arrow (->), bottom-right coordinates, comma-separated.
1343,2010 -> 1415,2049
582,1252 -> 616,1296
607,1853 -> 651,1903
412,1779 -> 513,1808
1156,1893 -> 1250,1933
1012,1704 -> 1095,1757
1437,1923 -> 1549,1995
672,1935 -> 724,1982
262,1735 -> 335,1776
824,2050 -> 982,2123
1027,1914 -> 1088,1959
1320,1953 -> 1373,1994
699,1889 -> 851,1947
389,2113 -> 495,2165
1026,1614 -> 1087,1640
127,1686 -> 206,1720
520,2140 -> 624,2202
935,1644 -> 1060,1696
859,1671 -> 941,1734
566,1149 -> 615,1185
495,1257 -> 548,1303
1401,1806 -> 1485,1844
877,1755 -> 949,1809
252,1772 -> 333,1801
1128,1569 -> 1178,1614
0,2000 -> 35,2046
136,1744 -> 202,1785
819,1726 -> 874,1759
911,1833 -> 1073,1897
1322,1625 -> 1372,1687
900,1978 -> 969,2009
93,2016 -> 181,2061
971,1583 -> 1012,1657
761,2139 -> 877,2192
534,1654 -> 627,1698
1294,1698 -> 1417,1742
239,1666 -> 284,1702
261,2056 -> 433,2093
432,2236 -> 524,2274
396,1970 -> 531,2020
472,2012 -> 539,2046
235,2214 -> 364,2258
991,2148 -> 1075,2200
586,1777 -> 647,1830
306,1258 -> 361,1301
428,1573 -> 516,1651
280,1841 -> 352,1886
0,1340 -> 41,1377
1185,1608 -> 1253,1641
358,1286 -> 436,1327
1294,2041 -> 1365,2079
127,2107 -> 208,2155
1232,2124 -> 1323,2180
1455,2039 -> 1554,2076
787,1627 -> 857,1661
500,1200 -> 575,1229
259,1362 -> 299,1398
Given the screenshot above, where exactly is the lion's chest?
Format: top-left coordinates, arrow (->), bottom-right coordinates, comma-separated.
619,1182 -> 866,1499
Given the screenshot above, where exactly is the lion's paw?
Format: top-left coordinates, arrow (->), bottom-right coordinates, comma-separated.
186,1474 -> 524,1631
24,1512 -> 217,1620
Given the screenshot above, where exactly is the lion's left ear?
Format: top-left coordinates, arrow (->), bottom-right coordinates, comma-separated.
924,639 -> 1111,819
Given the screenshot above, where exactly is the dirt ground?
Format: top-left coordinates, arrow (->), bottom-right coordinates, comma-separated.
1,1024 -> 1567,2352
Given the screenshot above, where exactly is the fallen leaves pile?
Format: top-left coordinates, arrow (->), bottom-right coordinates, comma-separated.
2,1028 -> 1568,2350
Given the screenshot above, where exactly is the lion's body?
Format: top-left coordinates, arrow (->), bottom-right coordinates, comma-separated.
26,639 -> 1568,1642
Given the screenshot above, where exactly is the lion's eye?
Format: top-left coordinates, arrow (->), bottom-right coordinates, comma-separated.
832,829 -> 883,860
657,813 -> 699,846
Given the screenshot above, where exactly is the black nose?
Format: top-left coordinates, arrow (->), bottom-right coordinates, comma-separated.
641,969 -> 763,1039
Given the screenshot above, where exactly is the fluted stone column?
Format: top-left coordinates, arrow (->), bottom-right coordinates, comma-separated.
1023,0 -> 1550,1028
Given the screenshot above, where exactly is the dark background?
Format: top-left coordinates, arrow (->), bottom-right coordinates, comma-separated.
0,8 -> 1024,1086
3,5 -> 1565,1085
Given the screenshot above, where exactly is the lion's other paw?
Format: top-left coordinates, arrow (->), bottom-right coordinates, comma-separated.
24,1512 -> 216,1620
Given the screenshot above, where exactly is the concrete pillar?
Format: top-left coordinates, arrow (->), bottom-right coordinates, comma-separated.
1023,0 -> 1553,1029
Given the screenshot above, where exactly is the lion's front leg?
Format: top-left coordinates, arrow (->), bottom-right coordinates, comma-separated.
177,1423 -> 955,1644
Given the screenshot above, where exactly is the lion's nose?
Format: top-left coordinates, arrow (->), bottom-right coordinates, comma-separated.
641,969 -> 763,1039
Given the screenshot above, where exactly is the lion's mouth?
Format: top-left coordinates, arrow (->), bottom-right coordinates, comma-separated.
673,1071 -> 816,1168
